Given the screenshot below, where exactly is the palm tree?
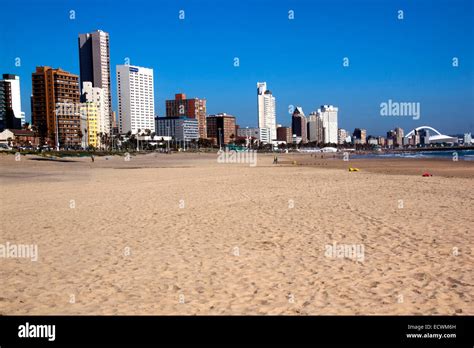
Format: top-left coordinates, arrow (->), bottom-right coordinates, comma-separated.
31,125 -> 38,148
83,128 -> 88,149
77,129 -> 83,149
137,129 -> 141,151
97,132 -> 103,150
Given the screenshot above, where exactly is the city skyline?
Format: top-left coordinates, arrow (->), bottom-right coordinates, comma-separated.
0,0 -> 473,136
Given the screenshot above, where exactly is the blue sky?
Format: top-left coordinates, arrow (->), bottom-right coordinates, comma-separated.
1,0 -> 473,135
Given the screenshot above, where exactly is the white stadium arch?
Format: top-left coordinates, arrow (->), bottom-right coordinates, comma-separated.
405,126 -> 457,143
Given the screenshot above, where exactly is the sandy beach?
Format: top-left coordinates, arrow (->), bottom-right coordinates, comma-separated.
0,152 -> 473,315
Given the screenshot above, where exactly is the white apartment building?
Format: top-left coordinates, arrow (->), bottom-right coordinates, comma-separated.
81,82 -> 106,133
317,105 -> 338,144
338,128 -> 347,145
237,127 -> 271,143
464,133 -> 472,145
257,82 -> 276,141
3,74 -> 23,122
116,65 -> 155,134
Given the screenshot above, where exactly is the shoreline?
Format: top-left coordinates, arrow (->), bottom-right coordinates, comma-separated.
1,152 -> 473,179
278,154 -> 474,179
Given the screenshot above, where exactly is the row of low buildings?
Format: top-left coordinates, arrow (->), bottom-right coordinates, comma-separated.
336,127 -> 472,148
336,127 -> 406,147
154,110 -> 237,145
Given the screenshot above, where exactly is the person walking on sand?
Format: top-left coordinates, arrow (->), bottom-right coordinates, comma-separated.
91,154 -> 95,163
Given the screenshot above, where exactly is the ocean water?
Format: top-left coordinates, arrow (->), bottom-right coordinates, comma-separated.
350,149 -> 474,161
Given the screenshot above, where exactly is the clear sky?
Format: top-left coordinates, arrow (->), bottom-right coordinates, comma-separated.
1,0 -> 473,136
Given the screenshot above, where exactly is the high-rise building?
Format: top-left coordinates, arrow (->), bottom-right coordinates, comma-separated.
408,130 -> 420,146
367,136 -> 378,145
352,128 -> 367,144
386,129 -> 396,139
291,106 -> 307,144
395,127 -> 404,147
165,93 -> 207,139
417,129 -> 429,145
78,30 -> 112,134
257,82 -> 276,141
31,67 -> 81,147
378,136 -> 386,147
307,112 -> 323,143
116,65 -> 155,134
207,113 -> 236,146
0,81 -> 8,131
80,82 -> 104,148
338,129 -> 347,145
317,105 -> 338,144
0,74 -> 23,131
463,133 -> 472,145
276,126 -> 292,143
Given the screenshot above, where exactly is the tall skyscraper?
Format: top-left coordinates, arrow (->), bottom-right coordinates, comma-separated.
257,82 -> 276,141
353,128 -> 367,144
395,127 -> 404,147
31,67 -> 81,146
116,65 -> 155,134
291,106 -> 307,144
317,105 -> 338,144
307,111 -> 323,143
78,30 -> 112,134
165,93 -> 207,139
0,74 -> 23,131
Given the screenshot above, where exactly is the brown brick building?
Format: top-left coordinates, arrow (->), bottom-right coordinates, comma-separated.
277,126 -> 292,143
32,67 -> 81,147
166,93 -> 207,139
206,113 -> 236,146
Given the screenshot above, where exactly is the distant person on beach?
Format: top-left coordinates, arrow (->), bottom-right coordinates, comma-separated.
273,155 -> 278,164
91,154 -> 95,162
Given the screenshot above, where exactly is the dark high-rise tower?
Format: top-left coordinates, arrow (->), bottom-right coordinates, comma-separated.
78,30 -> 112,134
291,106 -> 307,144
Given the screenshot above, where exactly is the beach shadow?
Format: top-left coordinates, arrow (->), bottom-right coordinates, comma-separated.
28,157 -> 80,163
